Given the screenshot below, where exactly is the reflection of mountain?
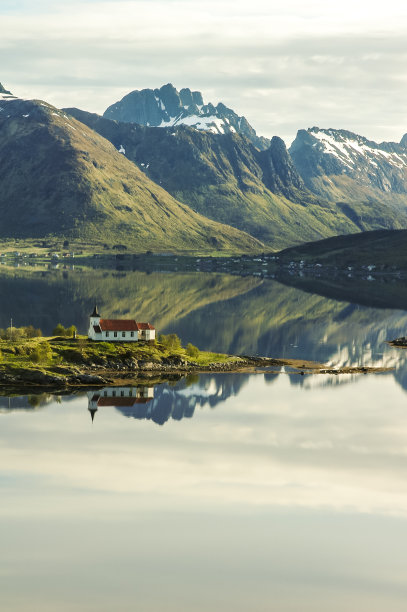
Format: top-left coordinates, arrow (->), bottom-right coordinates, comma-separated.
89,376 -> 250,425
1,267 -> 407,393
276,272 -> 407,311
0,268 -> 260,334
167,279 -> 407,364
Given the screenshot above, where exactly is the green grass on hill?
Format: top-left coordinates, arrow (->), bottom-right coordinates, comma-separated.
0,334 -> 239,372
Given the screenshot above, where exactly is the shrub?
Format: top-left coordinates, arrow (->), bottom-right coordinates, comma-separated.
29,341 -> 53,364
53,323 -> 66,336
158,333 -> 182,350
23,325 -> 42,338
52,324 -> 77,337
0,326 -> 42,340
186,343 -> 199,358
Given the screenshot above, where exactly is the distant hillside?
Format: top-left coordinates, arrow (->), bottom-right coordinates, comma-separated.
0,97 -> 262,253
65,108 -> 401,250
103,83 -> 270,150
277,229 -> 407,268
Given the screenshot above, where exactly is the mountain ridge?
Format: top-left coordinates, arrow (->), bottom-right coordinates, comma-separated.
289,127 -> 407,213
103,83 -> 270,150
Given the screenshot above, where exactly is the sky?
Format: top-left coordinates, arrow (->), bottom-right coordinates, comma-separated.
1,0 -> 407,145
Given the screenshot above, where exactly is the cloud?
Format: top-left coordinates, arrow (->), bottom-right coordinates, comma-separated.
1,0 -> 407,143
1,373 -> 407,518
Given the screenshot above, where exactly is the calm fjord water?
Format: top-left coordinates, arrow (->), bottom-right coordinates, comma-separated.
1,267 -> 407,611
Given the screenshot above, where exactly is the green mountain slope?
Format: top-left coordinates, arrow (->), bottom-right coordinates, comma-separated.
65,108 -> 406,250
0,98 -> 262,253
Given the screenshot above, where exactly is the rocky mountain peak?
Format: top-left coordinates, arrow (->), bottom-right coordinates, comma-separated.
103,84 -> 270,150
290,126 -> 407,194
0,83 -> 16,99
259,136 -> 306,199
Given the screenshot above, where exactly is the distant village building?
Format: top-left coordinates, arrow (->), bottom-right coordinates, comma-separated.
88,306 -> 155,342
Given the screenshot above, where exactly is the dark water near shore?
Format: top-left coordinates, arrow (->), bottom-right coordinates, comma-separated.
1,267 -> 407,611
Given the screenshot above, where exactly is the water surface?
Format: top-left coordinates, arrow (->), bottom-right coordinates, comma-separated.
1,267 -> 407,610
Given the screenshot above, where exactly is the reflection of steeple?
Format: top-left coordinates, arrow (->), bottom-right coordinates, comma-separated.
88,407 -> 98,423
90,304 -> 100,317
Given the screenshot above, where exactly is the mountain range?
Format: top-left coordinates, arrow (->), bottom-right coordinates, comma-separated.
2,81 -> 407,253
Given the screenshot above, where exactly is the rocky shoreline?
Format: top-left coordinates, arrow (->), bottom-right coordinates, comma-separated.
0,354 -> 393,391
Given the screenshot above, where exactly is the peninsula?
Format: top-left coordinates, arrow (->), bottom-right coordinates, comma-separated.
0,329 -> 392,390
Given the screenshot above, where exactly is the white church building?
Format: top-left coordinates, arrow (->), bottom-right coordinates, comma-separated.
88,306 -> 156,342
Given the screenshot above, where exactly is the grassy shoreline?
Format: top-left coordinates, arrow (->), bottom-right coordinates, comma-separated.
0,335 -> 393,390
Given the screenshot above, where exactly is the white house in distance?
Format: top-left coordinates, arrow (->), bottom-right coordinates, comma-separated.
88,306 -> 156,342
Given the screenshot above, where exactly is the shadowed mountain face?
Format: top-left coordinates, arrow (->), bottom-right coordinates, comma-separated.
0,97 -> 261,253
103,83 -> 270,151
65,108 -> 399,249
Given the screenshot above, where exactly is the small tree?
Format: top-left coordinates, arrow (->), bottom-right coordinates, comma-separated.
29,341 -> 53,364
24,325 -> 43,338
7,326 -> 23,341
186,343 -> 199,358
158,333 -> 182,350
53,323 -> 66,336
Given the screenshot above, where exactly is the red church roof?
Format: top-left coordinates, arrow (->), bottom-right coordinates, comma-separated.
98,319 -> 155,332
136,322 -> 155,330
97,397 -> 153,406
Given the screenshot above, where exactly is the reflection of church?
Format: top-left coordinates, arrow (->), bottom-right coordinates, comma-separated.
88,387 -> 154,422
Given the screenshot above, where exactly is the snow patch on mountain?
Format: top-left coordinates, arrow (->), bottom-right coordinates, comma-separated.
0,93 -> 18,101
310,128 -> 407,171
158,113 -> 227,134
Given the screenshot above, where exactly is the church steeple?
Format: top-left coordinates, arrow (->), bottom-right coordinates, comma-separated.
88,407 -> 98,423
90,304 -> 100,317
